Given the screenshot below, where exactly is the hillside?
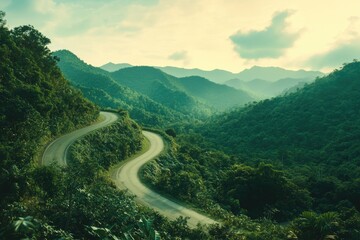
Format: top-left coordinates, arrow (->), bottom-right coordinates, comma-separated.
110,66 -> 209,116
101,62 -> 132,72
225,77 -> 314,99
55,51 -> 252,124
0,16 -> 221,239
141,62 -> 360,236
100,62 -> 236,83
101,62 -> 322,85
201,62 -> 360,159
111,66 -> 253,112
177,76 -> 254,109
236,66 -> 322,82
53,50 -> 190,126
0,14 -> 98,229
0,24 -> 99,172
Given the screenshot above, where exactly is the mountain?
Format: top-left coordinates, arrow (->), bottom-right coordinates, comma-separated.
1,22 -> 98,207
225,77 -> 314,98
195,61 -> 360,227
110,66 -> 254,113
100,63 -> 323,85
201,61 -> 360,159
101,62 -> 132,72
53,50 -> 188,126
236,66 -> 322,82
110,66 -> 213,116
100,63 -> 235,84
177,76 -> 254,109
158,66 -> 236,84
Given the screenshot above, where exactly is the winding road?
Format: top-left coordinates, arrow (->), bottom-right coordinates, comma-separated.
114,131 -> 217,227
42,111 -> 217,227
42,111 -> 118,166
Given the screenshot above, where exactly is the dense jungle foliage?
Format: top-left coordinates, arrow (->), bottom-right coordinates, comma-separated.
143,62 -> 360,239
0,11 -> 98,213
53,50 -> 189,127
2,10 -> 360,239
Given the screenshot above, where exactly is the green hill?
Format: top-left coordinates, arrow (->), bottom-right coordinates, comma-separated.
236,66 -> 322,82
225,77 -> 314,99
202,61 -> 360,160
53,50 -> 189,126
0,17 -> 98,208
111,66 -> 253,112
110,66 -> 212,116
177,76 -> 254,109
101,62 -> 322,84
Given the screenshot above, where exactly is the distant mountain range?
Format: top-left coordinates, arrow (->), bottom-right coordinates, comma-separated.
200,60 -> 360,159
100,62 -> 323,99
54,50 -> 254,126
225,77 -> 314,98
100,62 -> 323,84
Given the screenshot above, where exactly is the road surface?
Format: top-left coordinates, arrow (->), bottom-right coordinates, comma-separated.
114,131 -> 217,227
42,111 -> 118,166
42,111 -> 217,227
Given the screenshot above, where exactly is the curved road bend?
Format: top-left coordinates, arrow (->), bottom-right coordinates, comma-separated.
115,131 -> 217,227
42,111 -> 118,166
42,111 -> 217,227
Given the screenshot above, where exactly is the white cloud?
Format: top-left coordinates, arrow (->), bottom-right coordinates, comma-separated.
230,11 -> 301,59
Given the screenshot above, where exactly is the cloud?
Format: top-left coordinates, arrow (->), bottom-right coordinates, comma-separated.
168,50 -> 189,65
2,0 -> 160,37
168,50 -> 188,60
306,39 -> 360,69
230,10 -> 300,59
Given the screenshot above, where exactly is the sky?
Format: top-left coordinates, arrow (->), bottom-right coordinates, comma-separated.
1,0 -> 360,72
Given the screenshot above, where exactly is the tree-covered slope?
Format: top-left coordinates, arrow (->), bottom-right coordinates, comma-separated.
177,76 -> 254,110
225,77 -> 314,99
111,66 -> 253,112
53,50 -> 189,126
201,61 -> 360,161
110,66 -> 213,116
0,13 -> 98,209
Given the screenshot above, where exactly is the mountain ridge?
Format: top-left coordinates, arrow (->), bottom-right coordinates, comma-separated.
100,62 -> 323,84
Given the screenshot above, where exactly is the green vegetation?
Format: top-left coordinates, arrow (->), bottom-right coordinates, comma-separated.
53,50 -> 187,127
0,11 -> 98,213
54,51 -> 254,126
2,9 -> 360,239
142,61 -> 360,239
225,77 -> 313,99
111,66 -> 253,112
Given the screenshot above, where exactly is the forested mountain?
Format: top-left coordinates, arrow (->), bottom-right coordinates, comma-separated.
55,50 -> 253,125
110,66 -> 212,116
101,62 -> 322,85
142,62 -> 360,239
0,12 -> 99,236
196,61 -> 360,226
225,77 -> 314,99
177,76 -> 254,109
0,18 -> 99,196
111,66 -> 253,112
100,62 -> 236,84
201,61 -> 360,157
0,15 -> 223,239
236,66 -> 322,82
53,50 -> 191,126
101,62 -> 132,72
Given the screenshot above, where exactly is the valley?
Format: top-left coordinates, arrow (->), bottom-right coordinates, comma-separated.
1,9 -> 360,240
